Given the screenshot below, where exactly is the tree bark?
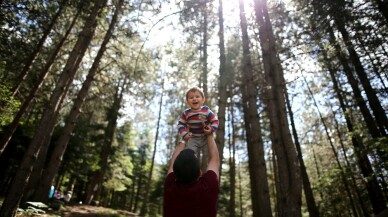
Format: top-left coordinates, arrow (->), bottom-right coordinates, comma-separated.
140,76 -> 164,216
216,0 -> 228,176
33,0 -> 123,203
0,3 -> 79,156
239,0 -> 273,216
328,26 -> 388,172
302,74 -> 359,217
320,37 -> 370,214
16,12 -> 81,203
10,0 -> 66,98
331,106 -> 371,217
237,162 -> 244,217
320,37 -> 382,216
0,1 -> 107,216
85,77 -> 126,204
285,87 -> 320,217
199,1 -> 209,173
334,17 -> 388,135
202,7 -> 208,98
253,0 -> 301,216
327,27 -> 381,138
372,0 -> 388,24
228,99 -> 236,217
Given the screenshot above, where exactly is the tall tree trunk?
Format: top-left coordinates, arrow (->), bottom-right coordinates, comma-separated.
33,0 -> 124,203
129,179 -> 136,211
202,9 -> 208,98
319,37 -> 381,216
0,1 -> 106,216
354,19 -> 388,95
3,12 -> 80,202
21,10 -> 82,202
372,0 -> 388,23
312,146 -> 324,200
228,98 -> 236,217
253,0 -> 301,216
334,17 -> 388,134
328,26 -> 388,173
199,1 -> 209,173
85,78 -> 126,204
0,8 -> 80,156
67,175 -> 76,193
133,172 -> 143,213
327,27 -> 381,139
237,162 -> 244,217
330,106 -> 370,217
140,76 -> 164,216
216,0 -> 228,175
21,134 -> 53,204
302,74 -> 359,217
9,0 -> 66,98
239,0 -> 272,216
285,87 -> 320,217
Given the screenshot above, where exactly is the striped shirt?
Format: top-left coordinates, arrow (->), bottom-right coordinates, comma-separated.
178,106 -> 219,138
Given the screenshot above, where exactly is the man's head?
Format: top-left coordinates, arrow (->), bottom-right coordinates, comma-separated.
173,149 -> 200,183
185,86 -> 205,110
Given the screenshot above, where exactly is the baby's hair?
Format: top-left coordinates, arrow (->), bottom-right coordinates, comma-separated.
185,86 -> 205,100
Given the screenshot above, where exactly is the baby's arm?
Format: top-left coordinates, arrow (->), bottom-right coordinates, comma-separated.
207,110 -> 219,133
178,112 -> 190,140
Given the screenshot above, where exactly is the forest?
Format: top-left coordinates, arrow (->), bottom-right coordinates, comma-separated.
0,0 -> 387,216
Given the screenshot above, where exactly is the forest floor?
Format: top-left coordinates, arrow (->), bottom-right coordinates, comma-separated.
61,205 -> 138,217
16,205 -> 139,217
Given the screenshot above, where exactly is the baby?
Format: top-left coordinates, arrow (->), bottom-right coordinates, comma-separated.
177,86 -> 219,154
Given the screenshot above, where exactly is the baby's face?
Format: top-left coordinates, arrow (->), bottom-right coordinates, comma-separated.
186,91 -> 205,110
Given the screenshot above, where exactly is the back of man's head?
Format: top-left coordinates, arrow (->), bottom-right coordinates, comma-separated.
173,149 -> 200,183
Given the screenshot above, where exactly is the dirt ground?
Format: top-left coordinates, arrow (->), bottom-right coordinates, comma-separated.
61,205 -> 138,217
16,205 -> 138,217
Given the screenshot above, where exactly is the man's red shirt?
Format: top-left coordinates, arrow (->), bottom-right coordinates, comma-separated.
163,170 -> 219,217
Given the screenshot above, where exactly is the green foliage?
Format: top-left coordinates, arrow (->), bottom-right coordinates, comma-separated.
0,0 -> 387,216
0,82 -> 20,127
314,167 -> 355,217
103,121 -> 134,192
0,1 -> 61,82
58,114 -> 104,182
145,165 -> 166,217
368,136 -> 388,169
370,136 -> 388,153
103,153 -> 133,191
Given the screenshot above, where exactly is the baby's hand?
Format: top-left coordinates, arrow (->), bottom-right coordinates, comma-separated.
203,122 -> 212,135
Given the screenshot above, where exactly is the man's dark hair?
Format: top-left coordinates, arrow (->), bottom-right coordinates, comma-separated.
173,149 -> 200,183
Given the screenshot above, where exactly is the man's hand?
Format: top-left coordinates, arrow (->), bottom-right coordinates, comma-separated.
183,132 -> 192,141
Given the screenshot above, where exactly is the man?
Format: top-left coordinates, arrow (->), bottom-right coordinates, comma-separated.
163,134 -> 220,217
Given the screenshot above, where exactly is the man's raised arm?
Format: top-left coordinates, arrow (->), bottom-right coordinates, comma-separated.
167,141 -> 186,175
206,134 -> 220,179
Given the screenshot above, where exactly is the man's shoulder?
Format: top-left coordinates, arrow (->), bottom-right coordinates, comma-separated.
198,170 -> 219,196
166,172 -> 175,179
165,172 -> 176,186
201,170 -> 218,182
